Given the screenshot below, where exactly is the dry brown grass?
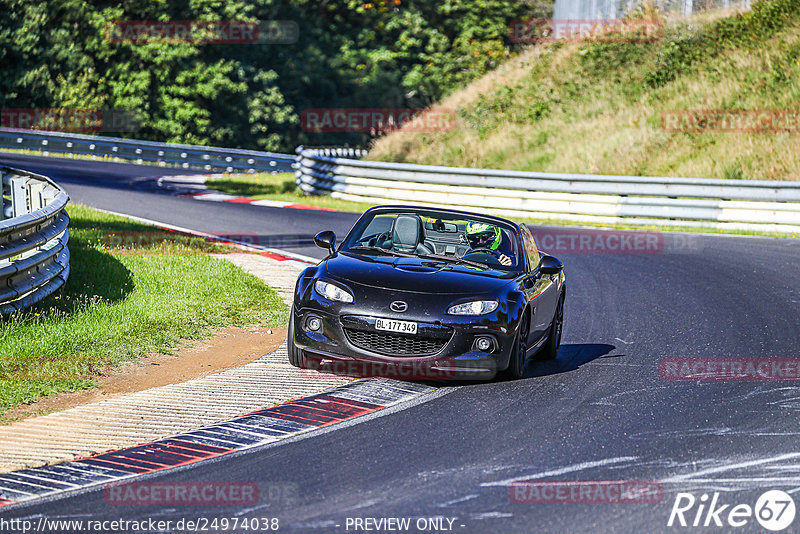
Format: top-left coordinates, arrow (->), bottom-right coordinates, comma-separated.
369,8 -> 800,181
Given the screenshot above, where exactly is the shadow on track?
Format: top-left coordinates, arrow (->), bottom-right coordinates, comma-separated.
524,343 -> 616,378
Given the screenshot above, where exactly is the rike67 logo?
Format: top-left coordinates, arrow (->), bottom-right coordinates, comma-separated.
668,490 -> 796,531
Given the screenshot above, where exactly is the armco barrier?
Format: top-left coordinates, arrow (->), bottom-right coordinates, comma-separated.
0,127 -> 295,173
295,147 -> 800,234
0,167 -> 70,314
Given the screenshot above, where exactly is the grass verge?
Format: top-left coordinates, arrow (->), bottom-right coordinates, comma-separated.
369,0 -> 800,181
205,172 -> 375,213
0,204 -> 287,421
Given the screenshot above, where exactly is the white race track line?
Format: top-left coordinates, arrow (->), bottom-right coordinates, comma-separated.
662,452 -> 800,483
480,456 -> 640,487
89,207 -> 319,264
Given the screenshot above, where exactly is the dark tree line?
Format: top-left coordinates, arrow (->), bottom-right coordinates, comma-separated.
0,0 -> 553,151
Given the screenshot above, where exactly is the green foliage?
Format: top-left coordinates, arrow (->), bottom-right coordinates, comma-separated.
0,0 -> 540,150
0,205 -> 287,416
644,0 -> 800,88
722,160 -> 745,180
459,85 -> 521,139
369,0 -> 800,182
457,0 -> 800,137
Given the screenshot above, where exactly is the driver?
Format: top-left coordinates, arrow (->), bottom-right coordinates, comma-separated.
465,222 -> 512,266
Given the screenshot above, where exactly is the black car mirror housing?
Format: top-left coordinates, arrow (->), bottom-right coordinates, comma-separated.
539,255 -> 563,275
315,230 -> 336,254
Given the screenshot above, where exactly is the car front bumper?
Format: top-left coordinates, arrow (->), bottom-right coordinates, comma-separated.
291,305 -> 517,381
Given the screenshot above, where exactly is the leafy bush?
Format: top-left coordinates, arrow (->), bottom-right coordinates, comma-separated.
0,0 -> 542,151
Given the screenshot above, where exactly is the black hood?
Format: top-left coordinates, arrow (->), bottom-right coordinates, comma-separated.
323,252 -> 516,295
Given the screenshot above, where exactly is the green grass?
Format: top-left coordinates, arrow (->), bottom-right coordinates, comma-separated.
205,173 -> 376,213
0,205 -> 288,420
207,172 -> 298,197
369,0 -> 800,182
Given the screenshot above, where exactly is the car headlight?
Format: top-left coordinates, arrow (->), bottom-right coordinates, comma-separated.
315,280 -> 353,303
447,300 -> 499,315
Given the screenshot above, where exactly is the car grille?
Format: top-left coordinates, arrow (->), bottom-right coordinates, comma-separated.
344,328 -> 449,357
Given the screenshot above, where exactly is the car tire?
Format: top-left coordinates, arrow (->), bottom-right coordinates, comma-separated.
287,313 -> 305,368
539,291 -> 564,360
506,312 -> 529,380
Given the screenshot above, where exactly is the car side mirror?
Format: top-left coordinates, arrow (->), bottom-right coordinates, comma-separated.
314,230 -> 336,255
539,255 -> 563,275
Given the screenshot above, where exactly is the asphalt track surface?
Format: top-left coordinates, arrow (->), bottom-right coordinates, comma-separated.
3,152 -> 800,533
0,153 -> 356,259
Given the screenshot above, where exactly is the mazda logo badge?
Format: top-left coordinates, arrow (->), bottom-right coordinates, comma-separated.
390,301 -> 408,312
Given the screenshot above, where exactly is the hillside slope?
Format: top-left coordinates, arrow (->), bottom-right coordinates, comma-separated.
369,0 -> 800,181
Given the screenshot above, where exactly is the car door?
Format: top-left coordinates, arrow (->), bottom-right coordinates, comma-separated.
520,224 -> 558,344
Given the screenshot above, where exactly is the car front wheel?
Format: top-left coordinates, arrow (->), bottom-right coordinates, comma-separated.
506,313 -> 529,380
287,313 -> 306,368
539,291 -> 564,360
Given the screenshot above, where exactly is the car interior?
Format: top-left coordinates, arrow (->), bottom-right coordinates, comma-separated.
355,212 -> 521,267
390,214 -> 434,254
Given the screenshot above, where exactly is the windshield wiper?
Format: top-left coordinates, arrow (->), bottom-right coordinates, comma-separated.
347,246 -> 417,258
349,247 -> 490,269
416,253 -> 487,270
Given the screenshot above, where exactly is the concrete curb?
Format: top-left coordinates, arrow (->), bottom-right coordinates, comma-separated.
0,252 -> 325,473
134,174 -> 339,214
0,379 -> 436,509
185,191 -> 339,212
0,343 -> 353,474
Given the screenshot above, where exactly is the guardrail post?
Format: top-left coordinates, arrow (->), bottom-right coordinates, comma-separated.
29,182 -> 45,211
9,177 -> 29,217
0,167 -> 71,314
0,172 -> 5,264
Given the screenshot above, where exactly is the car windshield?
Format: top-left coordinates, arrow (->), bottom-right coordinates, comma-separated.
340,208 -> 524,272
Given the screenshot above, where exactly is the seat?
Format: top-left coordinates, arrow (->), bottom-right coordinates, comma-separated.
391,214 -> 433,255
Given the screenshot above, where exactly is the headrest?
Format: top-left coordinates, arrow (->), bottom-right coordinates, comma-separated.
392,214 -> 422,252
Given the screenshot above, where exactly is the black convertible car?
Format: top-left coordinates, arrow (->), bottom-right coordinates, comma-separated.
288,206 -> 565,380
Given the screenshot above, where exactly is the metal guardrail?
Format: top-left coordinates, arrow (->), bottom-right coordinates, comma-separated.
295,147 -> 800,233
0,128 -> 295,174
0,167 -> 70,314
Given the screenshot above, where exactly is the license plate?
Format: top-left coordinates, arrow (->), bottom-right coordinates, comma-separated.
375,318 -> 418,334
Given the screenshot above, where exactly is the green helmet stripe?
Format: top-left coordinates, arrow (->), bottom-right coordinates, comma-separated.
490,229 -> 502,250
467,222 -> 502,250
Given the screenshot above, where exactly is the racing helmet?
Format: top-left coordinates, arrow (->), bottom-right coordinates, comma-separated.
465,222 -> 501,250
